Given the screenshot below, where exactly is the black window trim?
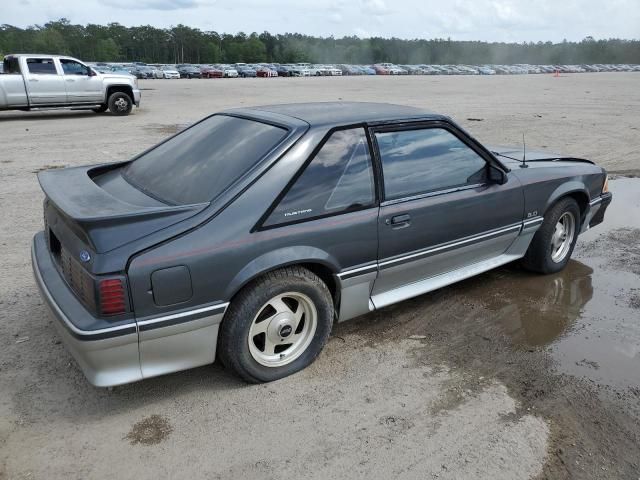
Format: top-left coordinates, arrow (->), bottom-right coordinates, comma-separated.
369,120 -> 506,206
255,123 -> 380,232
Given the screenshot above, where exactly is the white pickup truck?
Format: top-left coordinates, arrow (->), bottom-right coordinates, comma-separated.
0,54 -> 141,116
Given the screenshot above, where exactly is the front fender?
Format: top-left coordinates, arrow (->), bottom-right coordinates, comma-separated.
224,246 -> 340,300
544,180 -> 591,214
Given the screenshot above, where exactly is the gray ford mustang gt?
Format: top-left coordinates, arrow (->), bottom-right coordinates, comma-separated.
32,102 -> 612,386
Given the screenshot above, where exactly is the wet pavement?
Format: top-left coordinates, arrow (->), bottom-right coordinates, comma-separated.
345,177 -> 640,392
333,178 -> 640,478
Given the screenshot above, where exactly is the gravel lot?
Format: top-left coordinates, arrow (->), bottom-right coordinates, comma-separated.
1,73 -> 639,479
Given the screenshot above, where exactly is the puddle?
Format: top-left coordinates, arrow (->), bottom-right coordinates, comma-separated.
345,178 -> 640,391
467,178 -> 640,389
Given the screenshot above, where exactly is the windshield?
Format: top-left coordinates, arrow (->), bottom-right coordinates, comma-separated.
123,115 -> 288,205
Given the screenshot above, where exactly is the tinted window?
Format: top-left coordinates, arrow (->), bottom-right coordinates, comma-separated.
375,128 -> 487,200
265,128 -> 375,227
26,58 -> 57,74
123,115 -> 287,205
2,57 -> 20,74
60,59 -> 90,75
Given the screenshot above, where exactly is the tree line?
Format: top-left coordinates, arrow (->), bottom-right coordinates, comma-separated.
1,19 -> 639,65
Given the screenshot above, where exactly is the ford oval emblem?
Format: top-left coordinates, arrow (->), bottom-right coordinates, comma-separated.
79,250 -> 91,263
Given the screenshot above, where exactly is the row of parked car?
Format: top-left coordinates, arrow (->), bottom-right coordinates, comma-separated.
88,61 -> 640,78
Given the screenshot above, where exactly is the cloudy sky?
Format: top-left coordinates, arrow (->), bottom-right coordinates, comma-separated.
5,0 -> 639,42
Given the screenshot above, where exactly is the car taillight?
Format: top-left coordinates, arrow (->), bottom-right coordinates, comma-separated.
602,176 -> 609,193
99,278 -> 126,316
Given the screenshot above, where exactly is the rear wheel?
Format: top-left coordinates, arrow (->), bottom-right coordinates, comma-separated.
107,92 -> 133,116
522,197 -> 580,274
218,266 -> 333,383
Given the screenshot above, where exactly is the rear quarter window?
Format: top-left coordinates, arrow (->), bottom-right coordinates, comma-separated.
264,128 -> 375,227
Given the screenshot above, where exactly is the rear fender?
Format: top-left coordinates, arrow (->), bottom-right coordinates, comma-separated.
224,246 -> 340,301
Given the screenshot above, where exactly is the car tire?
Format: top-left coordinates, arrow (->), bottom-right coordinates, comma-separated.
522,197 -> 580,274
107,92 -> 133,116
218,266 -> 334,383
92,104 -> 108,113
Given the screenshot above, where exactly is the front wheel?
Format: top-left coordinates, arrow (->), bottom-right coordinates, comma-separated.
107,92 -> 133,116
522,197 -> 580,274
218,266 -> 334,383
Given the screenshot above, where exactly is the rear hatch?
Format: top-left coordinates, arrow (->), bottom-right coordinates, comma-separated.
38,113 -> 294,317
40,164 -> 206,316
40,163 -> 206,255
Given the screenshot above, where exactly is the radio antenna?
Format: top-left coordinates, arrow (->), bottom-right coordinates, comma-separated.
520,132 -> 529,168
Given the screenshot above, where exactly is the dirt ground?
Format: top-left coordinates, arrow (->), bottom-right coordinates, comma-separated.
0,73 -> 639,479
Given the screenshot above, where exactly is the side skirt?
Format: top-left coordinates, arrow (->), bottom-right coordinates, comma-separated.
370,226 -> 538,309
336,221 -> 541,319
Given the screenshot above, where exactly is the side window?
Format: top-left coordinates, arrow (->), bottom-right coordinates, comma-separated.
60,60 -> 89,75
264,128 -> 375,227
2,57 -> 21,74
26,58 -> 58,75
375,127 -> 488,200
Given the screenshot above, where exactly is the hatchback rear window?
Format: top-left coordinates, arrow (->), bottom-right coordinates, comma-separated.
123,115 -> 287,205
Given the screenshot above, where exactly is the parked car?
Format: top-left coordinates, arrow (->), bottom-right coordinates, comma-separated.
32,102 -> 612,386
286,64 -> 311,77
478,66 -> 496,75
358,65 -> 377,75
159,65 -> 180,79
1,54 -> 140,115
236,64 -> 257,77
400,65 -> 424,75
219,65 -> 239,78
200,65 -> 224,78
128,66 -> 148,79
275,65 -> 292,77
140,65 -> 163,78
256,65 -> 277,77
177,65 -> 202,79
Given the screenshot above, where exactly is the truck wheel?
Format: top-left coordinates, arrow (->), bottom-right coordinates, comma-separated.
218,266 -> 334,383
522,197 -> 580,274
107,92 -> 133,116
92,105 -> 108,113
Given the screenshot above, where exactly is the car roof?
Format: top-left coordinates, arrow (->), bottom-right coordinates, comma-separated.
228,102 -> 445,127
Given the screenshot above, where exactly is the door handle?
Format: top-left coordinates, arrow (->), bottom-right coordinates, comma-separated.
29,78 -> 39,82
66,79 -> 75,82
387,214 -> 411,228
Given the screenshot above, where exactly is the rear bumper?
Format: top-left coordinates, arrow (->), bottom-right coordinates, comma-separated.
32,231 -> 228,386
31,231 -> 142,386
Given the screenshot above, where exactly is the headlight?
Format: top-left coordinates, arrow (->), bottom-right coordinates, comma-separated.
602,176 -> 609,193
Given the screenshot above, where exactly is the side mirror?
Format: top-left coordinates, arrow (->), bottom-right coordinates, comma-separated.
489,165 -> 508,185
88,69 -> 96,77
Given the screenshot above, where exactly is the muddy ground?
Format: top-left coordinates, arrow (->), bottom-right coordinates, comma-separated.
0,74 -> 639,479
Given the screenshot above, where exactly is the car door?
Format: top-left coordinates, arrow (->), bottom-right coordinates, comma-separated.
22,57 -> 66,105
260,126 -> 380,321
370,122 -> 524,308
59,59 -> 103,103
